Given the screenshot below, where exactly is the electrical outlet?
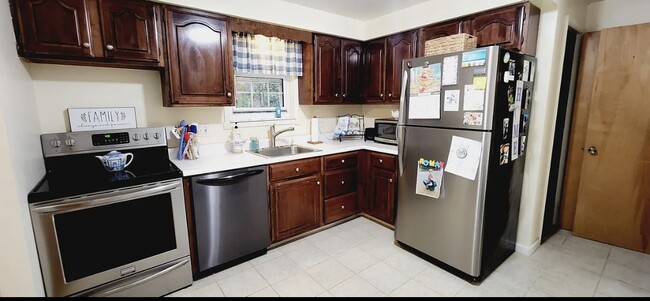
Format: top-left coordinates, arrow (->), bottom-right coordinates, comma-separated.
197,125 -> 209,135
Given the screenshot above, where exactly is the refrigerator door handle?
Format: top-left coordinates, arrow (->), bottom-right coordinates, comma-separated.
397,125 -> 405,177
398,69 -> 408,126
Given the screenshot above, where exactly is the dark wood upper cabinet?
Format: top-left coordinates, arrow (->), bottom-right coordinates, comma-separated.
362,37 -> 386,103
10,0 -> 163,66
341,39 -> 362,102
417,20 -> 468,57
162,7 -> 233,106
12,0 -> 97,57
99,0 -> 160,62
469,2 -> 539,55
314,35 -> 341,104
386,30 -> 417,102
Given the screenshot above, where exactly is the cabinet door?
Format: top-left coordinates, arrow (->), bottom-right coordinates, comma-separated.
314,34 -> 341,104
13,0 -> 96,57
470,4 -> 524,52
367,166 -> 396,225
363,38 -> 386,103
270,175 -> 321,243
99,0 -> 160,62
417,20 -> 467,57
164,8 -> 233,106
341,39 -> 362,103
386,31 -> 417,103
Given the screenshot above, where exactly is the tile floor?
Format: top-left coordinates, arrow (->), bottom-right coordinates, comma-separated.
167,217 -> 650,297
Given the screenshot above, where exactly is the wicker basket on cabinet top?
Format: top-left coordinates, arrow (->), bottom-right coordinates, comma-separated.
424,33 -> 477,56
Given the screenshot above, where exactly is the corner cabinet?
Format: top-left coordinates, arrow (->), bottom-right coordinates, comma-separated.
10,0 -> 162,67
468,2 -> 540,55
314,34 -> 362,104
162,7 -> 234,106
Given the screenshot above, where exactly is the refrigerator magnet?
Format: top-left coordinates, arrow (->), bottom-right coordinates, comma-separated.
522,113 -> 529,133
473,76 -> 487,90
507,86 -> 516,112
463,85 -> 485,111
444,90 -> 460,111
530,62 -> 536,82
524,88 -> 532,110
503,118 -> 510,140
463,112 -> 483,126
442,56 -> 459,86
499,143 -> 510,165
523,60 -> 531,81
416,158 -> 444,199
410,64 -> 442,94
445,136 -> 483,181
521,136 -> 527,155
461,49 -> 487,67
511,136 -> 519,161
503,52 -> 511,63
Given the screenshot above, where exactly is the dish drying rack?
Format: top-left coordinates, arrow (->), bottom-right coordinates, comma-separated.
334,114 -> 364,142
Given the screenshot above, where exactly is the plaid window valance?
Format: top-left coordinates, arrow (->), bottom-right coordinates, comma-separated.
232,32 -> 303,76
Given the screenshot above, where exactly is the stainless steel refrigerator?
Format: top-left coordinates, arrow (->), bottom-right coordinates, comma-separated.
395,45 -> 536,282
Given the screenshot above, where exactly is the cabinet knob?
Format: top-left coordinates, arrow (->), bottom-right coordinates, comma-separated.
379,159 -> 383,163
227,92 -> 232,97
295,167 -> 300,172
82,42 -> 90,48
341,180 -> 345,185
341,205 -> 345,210
343,93 -> 346,98
380,93 -> 383,97
389,179 -> 393,183
341,159 -> 345,164
335,93 -> 339,97
388,93 -> 392,97
316,181 -> 320,186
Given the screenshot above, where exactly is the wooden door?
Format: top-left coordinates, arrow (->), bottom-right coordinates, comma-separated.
99,0 -> 160,62
314,34 -> 341,104
572,23 -> 650,253
363,38 -> 386,103
470,4 -> 524,51
341,39 -> 362,103
270,175 -> 321,243
13,0 -> 97,57
386,31 -> 418,103
418,20 -> 467,56
367,166 -> 396,225
163,7 -> 233,106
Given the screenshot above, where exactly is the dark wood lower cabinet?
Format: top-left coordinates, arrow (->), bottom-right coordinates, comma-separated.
270,174 -> 322,243
366,166 -> 396,225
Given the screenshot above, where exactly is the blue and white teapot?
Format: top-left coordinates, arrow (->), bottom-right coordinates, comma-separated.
95,150 -> 134,172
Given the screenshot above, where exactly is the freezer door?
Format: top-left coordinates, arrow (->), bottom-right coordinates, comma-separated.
395,125 -> 491,277
399,46 -> 500,131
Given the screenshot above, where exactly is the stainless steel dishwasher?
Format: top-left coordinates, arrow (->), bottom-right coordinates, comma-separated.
191,166 -> 269,273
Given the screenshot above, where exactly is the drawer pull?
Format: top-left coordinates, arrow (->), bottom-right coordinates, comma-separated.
341,159 -> 345,164
389,179 -> 393,183
379,159 -> 383,163
341,180 -> 345,185
341,205 -> 345,210
295,167 -> 300,172
316,181 -> 320,186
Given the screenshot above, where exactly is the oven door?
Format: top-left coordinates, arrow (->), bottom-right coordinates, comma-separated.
29,179 -> 190,297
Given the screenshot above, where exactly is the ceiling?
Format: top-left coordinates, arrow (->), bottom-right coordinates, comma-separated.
279,0 -> 430,21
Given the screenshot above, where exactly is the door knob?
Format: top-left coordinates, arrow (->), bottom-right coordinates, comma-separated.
587,146 -> 598,156
82,42 -> 90,48
106,44 -> 114,51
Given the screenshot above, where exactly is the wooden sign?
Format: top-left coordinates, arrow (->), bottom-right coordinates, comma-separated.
68,107 -> 137,132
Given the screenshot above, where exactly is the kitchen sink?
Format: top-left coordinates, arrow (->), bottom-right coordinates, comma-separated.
251,145 -> 321,158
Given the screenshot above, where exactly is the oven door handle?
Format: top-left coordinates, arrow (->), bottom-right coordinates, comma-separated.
31,180 -> 182,214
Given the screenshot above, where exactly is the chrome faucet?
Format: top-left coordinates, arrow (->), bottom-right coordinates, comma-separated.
270,124 -> 295,148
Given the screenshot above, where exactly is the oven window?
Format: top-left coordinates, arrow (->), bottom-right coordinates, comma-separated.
54,194 -> 177,282
377,123 -> 397,140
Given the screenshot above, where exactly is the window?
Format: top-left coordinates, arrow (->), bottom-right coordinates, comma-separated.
234,74 -> 287,113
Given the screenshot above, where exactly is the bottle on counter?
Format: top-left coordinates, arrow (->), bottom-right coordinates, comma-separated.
230,123 -> 245,153
250,137 -> 259,153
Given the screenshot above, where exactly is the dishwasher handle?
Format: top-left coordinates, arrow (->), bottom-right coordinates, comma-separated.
195,169 -> 264,186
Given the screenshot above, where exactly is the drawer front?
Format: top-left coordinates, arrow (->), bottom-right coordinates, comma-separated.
324,192 -> 356,224
324,152 -> 358,171
324,169 -> 357,199
370,152 -> 396,171
269,157 -> 321,182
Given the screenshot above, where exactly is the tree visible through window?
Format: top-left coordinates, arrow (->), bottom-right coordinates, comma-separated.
234,76 -> 285,112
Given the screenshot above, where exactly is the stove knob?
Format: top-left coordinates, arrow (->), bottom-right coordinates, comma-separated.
153,132 -> 161,140
143,133 -> 151,140
132,134 -> 141,141
65,138 -> 75,146
50,138 -> 62,148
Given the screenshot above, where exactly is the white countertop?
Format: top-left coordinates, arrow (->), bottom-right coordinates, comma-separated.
170,135 -> 397,177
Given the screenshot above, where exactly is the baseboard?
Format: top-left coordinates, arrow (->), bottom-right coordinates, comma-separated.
515,238 -> 541,256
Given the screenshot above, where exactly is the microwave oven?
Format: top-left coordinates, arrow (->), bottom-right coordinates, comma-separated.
374,119 -> 398,145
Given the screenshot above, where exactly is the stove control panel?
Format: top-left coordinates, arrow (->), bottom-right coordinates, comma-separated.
41,127 -> 167,157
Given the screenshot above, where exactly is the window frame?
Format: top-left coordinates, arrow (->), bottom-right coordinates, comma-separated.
233,73 -> 289,113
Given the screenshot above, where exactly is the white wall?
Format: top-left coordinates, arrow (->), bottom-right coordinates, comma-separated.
0,0 -> 46,296
365,0 -> 520,39
586,0 -> 650,31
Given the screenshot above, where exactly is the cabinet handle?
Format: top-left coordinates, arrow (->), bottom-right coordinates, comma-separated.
341,205 -> 345,210
343,93 -> 346,98
380,93 -> 384,97
106,44 -> 114,51
82,42 -> 90,48
335,93 -> 339,97
389,179 -> 393,183
341,180 -> 345,185
295,167 -> 300,172
379,159 -> 383,164
316,181 -> 320,186
341,159 -> 345,164
227,92 -> 232,97
388,93 -> 392,97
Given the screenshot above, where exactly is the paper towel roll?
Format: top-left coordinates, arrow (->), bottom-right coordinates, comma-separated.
310,117 -> 320,142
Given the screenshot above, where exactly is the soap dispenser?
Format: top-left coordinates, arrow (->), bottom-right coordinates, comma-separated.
230,122 -> 245,153
275,102 -> 281,118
